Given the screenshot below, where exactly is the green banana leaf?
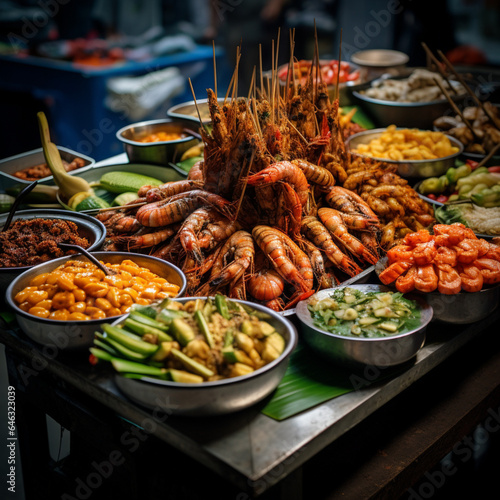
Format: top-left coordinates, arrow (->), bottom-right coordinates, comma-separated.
261,342 -> 408,421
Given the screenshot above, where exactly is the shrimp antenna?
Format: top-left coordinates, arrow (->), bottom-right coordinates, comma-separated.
248,66 -> 256,102
259,43 -> 265,99
234,148 -> 256,220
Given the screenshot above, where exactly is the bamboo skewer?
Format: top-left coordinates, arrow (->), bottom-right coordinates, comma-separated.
336,29 -> 343,102
421,42 -> 458,95
433,77 -> 479,140
212,40 -> 217,99
474,142 -> 500,169
188,78 -> 210,134
437,49 -> 499,128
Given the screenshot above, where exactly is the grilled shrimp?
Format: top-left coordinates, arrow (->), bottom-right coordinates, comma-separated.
252,225 -> 314,295
136,190 -> 233,227
246,161 -> 310,207
301,215 -> 362,277
318,208 -> 379,265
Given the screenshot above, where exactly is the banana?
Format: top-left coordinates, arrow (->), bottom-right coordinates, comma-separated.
37,112 -> 93,199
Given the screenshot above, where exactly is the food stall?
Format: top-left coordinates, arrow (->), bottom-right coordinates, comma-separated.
1,40 -> 500,500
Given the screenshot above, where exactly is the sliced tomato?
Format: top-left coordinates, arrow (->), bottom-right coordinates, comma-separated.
436,195 -> 449,203
426,193 -> 437,200
488,166 -> 500,173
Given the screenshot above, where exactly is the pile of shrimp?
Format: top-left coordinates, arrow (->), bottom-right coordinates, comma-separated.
342,156 -> 435,250
96,55 -> 431,310
378,223 -> 500,294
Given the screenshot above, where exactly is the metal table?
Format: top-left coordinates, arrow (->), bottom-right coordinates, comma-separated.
1,307 -> 499,499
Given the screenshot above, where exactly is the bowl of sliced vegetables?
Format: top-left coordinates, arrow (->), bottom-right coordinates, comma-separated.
295,284 -> 432,367
90,294 -> 298,416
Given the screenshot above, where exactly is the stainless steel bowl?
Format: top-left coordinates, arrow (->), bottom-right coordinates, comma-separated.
350,50 -> 409,81
295,284 -> 432,367
346,128 -> 464,178
116,118 -> 201,166
0,147 -> 94,191
0,209 -> 106,295
5,252 -> 187,350
113,297 -> 298,416
352,75 -> 465,130
374,257 -> 499,324
167,97 -> 226,124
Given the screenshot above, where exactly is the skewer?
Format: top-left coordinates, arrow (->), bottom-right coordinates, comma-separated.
474,141 -> 500,169
259,44 -> 265,99
421,42 -> 458,95
188,78 -> 210,134
437,49 -> 499,128
336,29 -> 343,102
433,77 -> 479,140
247,66 -> 256,102
212,40 -> 217,99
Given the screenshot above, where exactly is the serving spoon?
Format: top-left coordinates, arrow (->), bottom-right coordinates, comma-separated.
57,243 -> 117,276
1,180 -> 39,232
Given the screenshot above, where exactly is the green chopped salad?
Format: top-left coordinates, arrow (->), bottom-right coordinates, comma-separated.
307,287 -> 421,338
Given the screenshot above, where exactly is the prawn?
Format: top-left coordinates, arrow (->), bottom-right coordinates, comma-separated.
436,263 -> 462,295
291,159 -> 335,187
111,226 -> 178,250
395,265 -> 418,293
141,180 -> 204,203
378,260 -> 414,285
403,229 -> 433,247
453,239 -> 479,264
199,230 -> 255,293
247,269 -> 285,302
301,215 -> 362,277
413,240 -> 437,266
414,264 -> 438,293
386,244 -> 414,263
325,186 -> 378,220
318,208 -> 379,265
433,246 -> 458,267
474,258 -> 500,285
136,190 -> 233,228
252,225 -> 314,295
247,161 -> 310,207
178,207 -> 214,263
458,263 -> 484,292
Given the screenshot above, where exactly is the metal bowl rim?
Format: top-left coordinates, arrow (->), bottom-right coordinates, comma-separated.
346,128 -> 464,164
5,251 -> 187,323
116,118 -> 200,146
111,297 -> 298,388
0,146 -> 95,183
295,283 -> 433,342
0,209 -> 106,273
350,49 -> 409,67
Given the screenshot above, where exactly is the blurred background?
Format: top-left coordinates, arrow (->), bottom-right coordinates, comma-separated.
0,0 -> 498,160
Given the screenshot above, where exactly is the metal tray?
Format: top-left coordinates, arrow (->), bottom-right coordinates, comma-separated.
0,146 -> 94,190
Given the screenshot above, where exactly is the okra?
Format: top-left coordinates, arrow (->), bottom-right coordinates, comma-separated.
89,347 -> 115,362
102,324 -> 158,356
170,348 -> 214,379
100,334 -> 153,362
215,294 -> 230,319
129,311 -> 169,331
124,317 -> 173,342
111,359 -> 168,377
194,310 -> 215,348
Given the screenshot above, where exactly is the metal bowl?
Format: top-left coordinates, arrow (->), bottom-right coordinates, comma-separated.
350,50 -> 409,82
167,97 -> 226,124
116,118 -> 201,166
0,147 -> 94,191
346,128 -> 464,178
0,209 -> 106,295
112,297 -> 298,417
374,257 -> 499,324
352,75 -> 465,130
295,284 -> 432,367
6,252 -> 187,350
